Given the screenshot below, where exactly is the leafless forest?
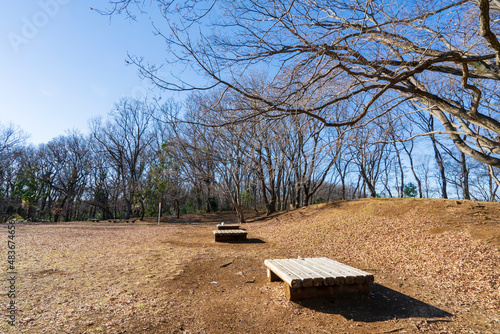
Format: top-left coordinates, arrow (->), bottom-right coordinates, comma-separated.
3,0 -> 500,223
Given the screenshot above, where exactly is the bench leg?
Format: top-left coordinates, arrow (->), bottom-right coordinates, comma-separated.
214,234 -> 247,242
284,283 -> 371,301
267,269 -> 281,282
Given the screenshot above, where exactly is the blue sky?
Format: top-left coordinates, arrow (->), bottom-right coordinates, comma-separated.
0,1 -> 173,145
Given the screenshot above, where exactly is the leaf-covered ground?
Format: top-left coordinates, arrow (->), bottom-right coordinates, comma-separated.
1,198 -> 499,333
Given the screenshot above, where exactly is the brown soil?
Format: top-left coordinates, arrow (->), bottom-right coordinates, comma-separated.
1,198 -> 499,333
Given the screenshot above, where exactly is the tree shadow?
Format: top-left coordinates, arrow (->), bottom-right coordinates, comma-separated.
295,283 -> 453,322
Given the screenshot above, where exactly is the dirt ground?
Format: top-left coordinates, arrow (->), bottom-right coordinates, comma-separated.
1,198 -> 499,333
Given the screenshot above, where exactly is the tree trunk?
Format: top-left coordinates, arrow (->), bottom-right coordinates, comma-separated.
234,204 -> 246,224
359,167 -> 377,198
205,180 -> 212,213
430,136 -> 448,199
393,143 -> 405,198
404,145 -> 423,198
64,197 -> 73,222
196,185 -> 203,211
295,185 -> 301,208
140,198 -> 145,220
487,165 -> 500,201
460,152 -> 471,200
125,199 -> 132,219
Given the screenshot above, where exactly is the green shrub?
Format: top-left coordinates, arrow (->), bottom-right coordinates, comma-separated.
7,213 -> 25,223
403,183 -> 418,198
313,197 -> 325,204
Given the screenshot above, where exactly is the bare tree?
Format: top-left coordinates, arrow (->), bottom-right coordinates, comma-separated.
248,119 -> 285,215
101,0 -> 500,167
349,120 -> 391,198
87,149 -> 114,219
0,123 -> 28,154
0,123 -> 28,216
440,144 -> 473,200
0,122 -> 29,200
46,132 -> 92,221
470,163 -> 500,201
91,98 -> 157,219
286,116 -> 340,206
9,147 -> 40,220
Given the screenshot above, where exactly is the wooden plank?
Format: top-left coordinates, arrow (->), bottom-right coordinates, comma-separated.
267,268 -> 281,282
278,259 -> 329,286
298,258 -> 346,285
285,282 -> 371,301
317,258 -> 374,284
265,259 -> 303,288
267,258 -> 337,287
312,258 -> 356,284
302,258 -> 356,284
265,257 -> 374,301
296,259 -> 339,285
319,258 -> 373,277
264,259 -> 304,288
268,259 -> 319,287
284,259 -> 337,286
217,224 -> 240,230
303,258 -> 373,284
275,259 -> 318,286
213,230 -> 247,236
213,229 -> 246,234
265,257 -> 374,288
276,260 -> 317,287
213,229 -> 247,242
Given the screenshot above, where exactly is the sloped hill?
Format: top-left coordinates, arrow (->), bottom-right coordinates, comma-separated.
250,198 -> 500,327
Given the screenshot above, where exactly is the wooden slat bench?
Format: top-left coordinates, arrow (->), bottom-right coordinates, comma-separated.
264,257 -> 374,301
213,229 -> 247,242
217,224 -> 241,230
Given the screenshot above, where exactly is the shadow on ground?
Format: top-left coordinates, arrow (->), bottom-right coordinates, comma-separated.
221,238 -> 266,244
296,283 -> 453,322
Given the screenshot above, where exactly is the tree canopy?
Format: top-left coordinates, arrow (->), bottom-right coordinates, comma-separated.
102,0 -> 500,167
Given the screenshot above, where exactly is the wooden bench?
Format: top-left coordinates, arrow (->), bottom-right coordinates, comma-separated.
213,229 -> 247,242
216,224 -> 240,230
90,218 -> 100,222
124,219 -> 137,223
264,257 -> 374,301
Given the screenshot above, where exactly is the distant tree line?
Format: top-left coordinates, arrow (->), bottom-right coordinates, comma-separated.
3,0 -> 496,223
1,91 -> 499,223
93,1 -> 500,201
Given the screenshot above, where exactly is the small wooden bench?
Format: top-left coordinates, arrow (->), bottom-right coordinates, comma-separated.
264,257 -> 374,301
124,219 -> 137,223
213,229 -> 247,242
90,218 -> 100,222
217,224 -> 241,230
